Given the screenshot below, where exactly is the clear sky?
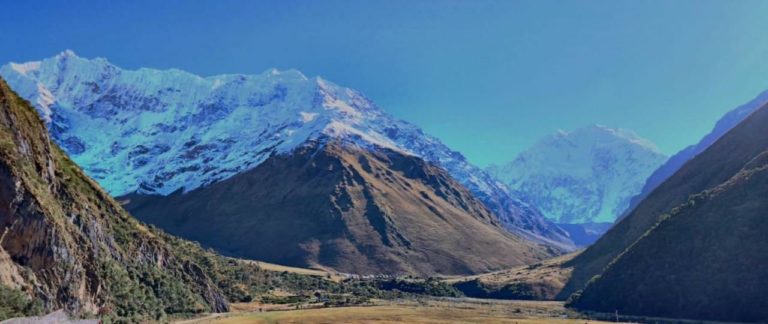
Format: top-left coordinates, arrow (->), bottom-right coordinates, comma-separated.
2,0 -> 768,167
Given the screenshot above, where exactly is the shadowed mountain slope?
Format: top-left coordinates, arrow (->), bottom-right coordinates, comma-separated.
565,102 -> 768,321
622,90 -> 768,219
562,101 -> 768,299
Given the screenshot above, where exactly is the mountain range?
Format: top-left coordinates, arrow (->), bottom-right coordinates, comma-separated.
3,49 -> 768,323
0,51 -> 572,275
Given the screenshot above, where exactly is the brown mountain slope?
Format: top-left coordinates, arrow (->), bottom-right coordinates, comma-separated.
560,101 -> 768,299
124,140 -> 556,276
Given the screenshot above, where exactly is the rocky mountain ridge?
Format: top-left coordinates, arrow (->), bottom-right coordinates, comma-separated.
0,51 -> 572,248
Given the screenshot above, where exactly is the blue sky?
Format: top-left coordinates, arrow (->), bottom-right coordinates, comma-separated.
1,0 -> 768,166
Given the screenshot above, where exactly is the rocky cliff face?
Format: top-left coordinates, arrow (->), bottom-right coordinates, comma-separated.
0,51 -> 572,248
0,77 -> 230,318
123,139 -> 558,276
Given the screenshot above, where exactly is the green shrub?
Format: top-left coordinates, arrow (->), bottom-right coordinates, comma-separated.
453,279 -> 536,300
0,285 -> 43,321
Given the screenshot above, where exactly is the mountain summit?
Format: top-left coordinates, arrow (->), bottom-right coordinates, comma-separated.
487,125 -> 666,224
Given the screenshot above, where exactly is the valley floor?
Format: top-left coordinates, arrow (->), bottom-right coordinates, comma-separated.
178,298 -> 623,324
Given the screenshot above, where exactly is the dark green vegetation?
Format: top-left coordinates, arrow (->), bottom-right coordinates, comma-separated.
376,278 -> 462,297
124,140 -> 554,276
0,285 -> 43,320
249,276 -> 462,307
453,279 -> 537,300
566,102 -> 768,322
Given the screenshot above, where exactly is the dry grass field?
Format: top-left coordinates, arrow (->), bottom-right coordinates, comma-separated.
180,298 -> 626,324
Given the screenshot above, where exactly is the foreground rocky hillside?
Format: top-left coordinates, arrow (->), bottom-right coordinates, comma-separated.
0,51 -> 572,249
124,139 -> 556,276
566,101 -> 768,322
0,77 -> 229,318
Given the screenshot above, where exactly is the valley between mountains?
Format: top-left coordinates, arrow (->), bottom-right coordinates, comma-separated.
1,51 -> 767,323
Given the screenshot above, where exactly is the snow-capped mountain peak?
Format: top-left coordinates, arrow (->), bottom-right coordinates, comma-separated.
0,51 -> 572,247
487,125 -> 667,224
59,49 -> 77,58
549,124 -> 661,153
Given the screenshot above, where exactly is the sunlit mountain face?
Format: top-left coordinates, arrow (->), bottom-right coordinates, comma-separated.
1,51 -> 574,249
487,125 -> 666,225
